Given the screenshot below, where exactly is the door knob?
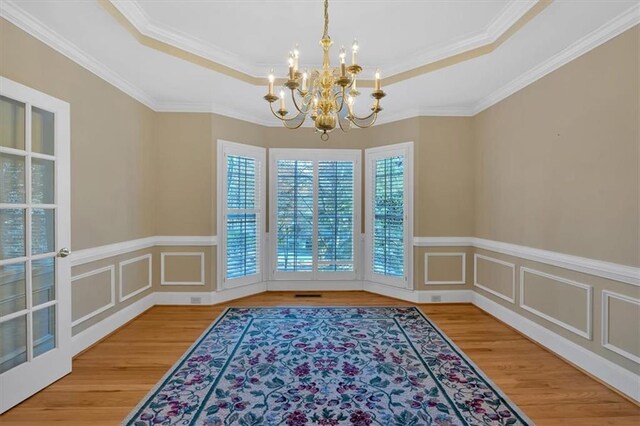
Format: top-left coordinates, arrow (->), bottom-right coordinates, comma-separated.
57,248 -> 71,258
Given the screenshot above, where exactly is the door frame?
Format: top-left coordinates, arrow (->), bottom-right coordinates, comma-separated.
0,76 -> 71,414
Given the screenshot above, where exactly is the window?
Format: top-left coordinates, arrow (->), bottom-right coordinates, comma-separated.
217,141 -> 265,288
270,149 -> 360,281
365,142 -> 413,288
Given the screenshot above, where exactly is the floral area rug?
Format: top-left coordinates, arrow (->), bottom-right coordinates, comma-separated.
124,307 -> 531,425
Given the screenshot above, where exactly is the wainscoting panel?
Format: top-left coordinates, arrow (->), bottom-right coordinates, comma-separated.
119,254 -> 152,302
424,252 -> 466,285
473,254 -> 515,303
602,290 -> 640,364
160,252 -> 205,286
520,267 -> 592,339
71,265 -> 115,327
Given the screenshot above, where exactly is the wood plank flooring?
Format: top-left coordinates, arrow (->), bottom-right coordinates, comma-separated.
1,291 -> 638,425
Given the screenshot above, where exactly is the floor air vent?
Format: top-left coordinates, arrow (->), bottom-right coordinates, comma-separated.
294,294 -> 322,298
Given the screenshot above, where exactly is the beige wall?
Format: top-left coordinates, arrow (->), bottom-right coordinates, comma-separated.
3,14 -> 637,377
0,18 -> 157,250
470,26 -> 640,375
474,248 -> 640,374
473,26 -> 639,267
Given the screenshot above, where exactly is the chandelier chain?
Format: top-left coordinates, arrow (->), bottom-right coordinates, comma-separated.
323,0 -> 329,39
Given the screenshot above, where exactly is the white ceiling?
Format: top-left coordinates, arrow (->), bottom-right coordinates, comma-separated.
1,0 -> 638,126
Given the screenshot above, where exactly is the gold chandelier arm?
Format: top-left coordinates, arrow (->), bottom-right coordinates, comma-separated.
268,102 -> 307,129
291,89 -> 311,115
348,111 -> 378,128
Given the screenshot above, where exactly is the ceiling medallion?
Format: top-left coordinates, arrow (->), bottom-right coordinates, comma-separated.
263,0 -> 386,140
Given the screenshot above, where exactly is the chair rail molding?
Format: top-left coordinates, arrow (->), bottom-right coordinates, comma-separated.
413,236 -> 639,287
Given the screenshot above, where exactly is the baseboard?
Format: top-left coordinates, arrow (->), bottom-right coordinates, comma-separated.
71,292 -> 155,356
154,291 -> 216,305
364,281 -> 473,303
212,282 -> 267,304
266,281 -> 365,291
472,293 -> 640,402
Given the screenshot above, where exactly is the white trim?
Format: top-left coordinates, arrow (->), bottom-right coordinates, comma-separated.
473,253 -> 516,303
472,3 -> 640,114
118,254 -> 152,302
109,0 -> 262,78
154,291 -> 215,305
424,252 -> 466,285
0,0 -> 156,110
71,237 -> 156,266
413,236 -> 474,247
601,290 -> 640,364
266,281 -> 364,292
364,281 -> 473,303
155,236 -> 217,246
71,236 -> 217,266
473,292 -> 640,402
519,267 -> 592,340
70,265 -> 116,327
160,252 -> 205,286
71,293 -> 155,356
2,2 -> 638,126
413,236 -> 640,287
110,0 -> 535,80
473,237 -> 640,287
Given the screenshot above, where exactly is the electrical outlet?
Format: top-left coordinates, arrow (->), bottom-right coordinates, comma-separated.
190,296 -> 202,305
431,295 -> 442,303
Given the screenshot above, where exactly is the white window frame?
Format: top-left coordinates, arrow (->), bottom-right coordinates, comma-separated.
216,140 -> 266,290
269,148 -> 361,281
364,142 -> 414,289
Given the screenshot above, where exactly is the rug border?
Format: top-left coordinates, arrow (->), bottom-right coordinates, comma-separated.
121,306 -> 534,425
122,306 -> 233,425
410,307 -> 534,425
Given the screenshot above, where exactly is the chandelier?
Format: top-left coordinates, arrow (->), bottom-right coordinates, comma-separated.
263,0 -> 386,140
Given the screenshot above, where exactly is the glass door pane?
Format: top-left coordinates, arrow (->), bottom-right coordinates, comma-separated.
0,97 -> 58,377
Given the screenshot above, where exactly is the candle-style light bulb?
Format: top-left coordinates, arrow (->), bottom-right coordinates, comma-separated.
302,71 -> 308,91
279,90 -> 286,111
288,53 -> 294,80
313,95 -> 319,113
351,39 -> 359,65
268,69 -> 275,95
374,69 -> 381,91
293,45 -> 300,72
339,46 -> 346,76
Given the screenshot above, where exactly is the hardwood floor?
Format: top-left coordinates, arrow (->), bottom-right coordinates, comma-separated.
1,291 -> 638,425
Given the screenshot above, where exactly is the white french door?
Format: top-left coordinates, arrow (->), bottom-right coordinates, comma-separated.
0,77 -> 71,414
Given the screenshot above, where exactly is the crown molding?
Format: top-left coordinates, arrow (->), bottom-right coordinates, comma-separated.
109,0 -> 537,80
0,0 -> 157,110
471,3 -> 640,115
2,1 -> 637,127
382,0 -> 537,77
108,0 -> 261,77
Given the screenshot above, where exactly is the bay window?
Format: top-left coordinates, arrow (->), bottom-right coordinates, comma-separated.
270,149 -> 361,281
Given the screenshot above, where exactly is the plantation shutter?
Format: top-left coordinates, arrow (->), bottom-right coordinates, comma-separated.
318,161 -> 354,272
276,160 -> 314,272
271,149 -> 360,281
373,156 -> 404,277
365,142 -> 412,288
225,155 -> 260,279
219,141 -> 265,288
